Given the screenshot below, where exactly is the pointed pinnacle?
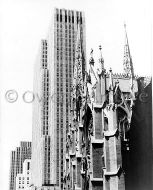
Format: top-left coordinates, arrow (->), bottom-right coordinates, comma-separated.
98,45 -> 104,69
109,68 -> 114,91
89,48 -> 94,65
90,48 -> 93,56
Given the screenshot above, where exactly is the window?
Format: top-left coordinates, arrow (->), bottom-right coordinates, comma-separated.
60,14 -> 62,22
69,15 -> 71,22
56,14 -> 59,22
65,14 -> 67,22
72,16 -> 74,23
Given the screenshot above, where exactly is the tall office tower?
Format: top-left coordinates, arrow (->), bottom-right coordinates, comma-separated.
31,8 -> 86,190
48,9 -> 86,190
31,39 -> 53,189
9,142 -> 32,190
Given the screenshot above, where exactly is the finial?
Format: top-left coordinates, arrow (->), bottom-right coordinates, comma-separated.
109,67 -> 112,73
98,45 -> 104,72
99,45 -> 102,51
109,68 -> 113,90
89,48 -> 94,66
124,22 -> 126,29
99,45 -> 103,60
90,48 -> 93,57
116,79 -> 119,84
124,21 -> 127,35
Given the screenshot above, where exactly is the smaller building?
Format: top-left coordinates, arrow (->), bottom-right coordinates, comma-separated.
16,159 -> 31,190
9,141 -> 32,190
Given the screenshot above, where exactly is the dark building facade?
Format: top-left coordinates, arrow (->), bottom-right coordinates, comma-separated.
128,78 -> 152,190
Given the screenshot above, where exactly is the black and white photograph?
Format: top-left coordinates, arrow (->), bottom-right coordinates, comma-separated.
0,0 -> 152,190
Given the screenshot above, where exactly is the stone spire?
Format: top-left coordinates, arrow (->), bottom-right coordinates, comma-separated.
72,22 -> 84,121
123,24 -> 134,79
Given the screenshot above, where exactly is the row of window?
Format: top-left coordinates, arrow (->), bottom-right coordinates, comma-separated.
56,13 -> 83,25
57,29 -> 75,35
19,180 -> 29,184
57,39 -> 75,45
57,31 -> 75,37
56,22 -> 75,28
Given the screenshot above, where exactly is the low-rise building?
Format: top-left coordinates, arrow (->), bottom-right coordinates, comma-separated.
16,159 -> 31,190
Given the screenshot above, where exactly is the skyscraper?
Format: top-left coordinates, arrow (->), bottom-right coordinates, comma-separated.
9,142 -> 32,190
31,8 -> 86,190
31,39 -> 52,189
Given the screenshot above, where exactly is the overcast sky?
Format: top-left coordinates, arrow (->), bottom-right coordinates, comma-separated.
0,0 -> 152,189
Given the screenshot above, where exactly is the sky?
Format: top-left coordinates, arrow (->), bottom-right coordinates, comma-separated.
0,0 -> 152,189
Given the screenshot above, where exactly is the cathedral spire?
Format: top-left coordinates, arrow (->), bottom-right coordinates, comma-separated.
72,22 -> 84,121
123,24 -> 134,80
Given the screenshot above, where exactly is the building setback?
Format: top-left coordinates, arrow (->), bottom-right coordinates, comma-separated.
9,142 -> 32,190
31,8 -> 86,190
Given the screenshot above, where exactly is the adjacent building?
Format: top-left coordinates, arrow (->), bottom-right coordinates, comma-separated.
128,77 -> 152,190
31,8 -> 86,190
16,159 -> 31,190
9,142 -> 32,190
